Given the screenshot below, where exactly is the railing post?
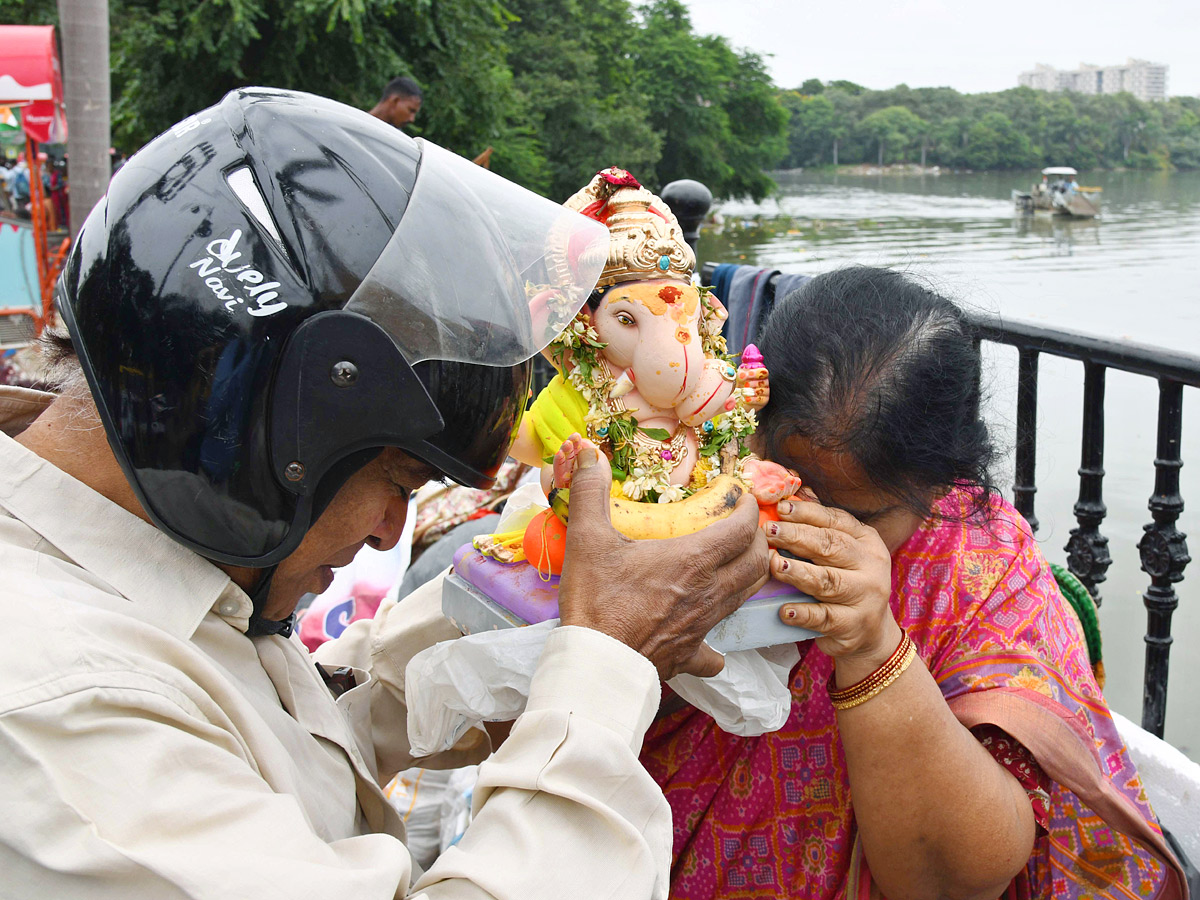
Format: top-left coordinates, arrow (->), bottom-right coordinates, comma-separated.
1014,348 -> 1040,532
1138,379 -> 1190,738
661,180 -> 713,260
1066,362 -> 1112,604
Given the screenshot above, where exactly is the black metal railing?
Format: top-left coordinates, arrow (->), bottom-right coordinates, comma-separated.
968,313 -> 1198,738
693,256 -> 1197,738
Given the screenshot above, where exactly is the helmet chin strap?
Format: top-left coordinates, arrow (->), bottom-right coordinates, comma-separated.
245,566 -> 296,638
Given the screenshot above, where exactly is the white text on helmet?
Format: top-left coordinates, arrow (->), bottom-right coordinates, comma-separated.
188,228 -> 288,318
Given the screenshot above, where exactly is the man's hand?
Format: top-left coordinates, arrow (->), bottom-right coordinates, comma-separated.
556,440 -> 770,680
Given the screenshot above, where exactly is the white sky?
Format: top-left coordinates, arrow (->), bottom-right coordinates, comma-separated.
682,0 -> 1200,97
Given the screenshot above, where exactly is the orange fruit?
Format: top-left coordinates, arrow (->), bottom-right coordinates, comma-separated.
523,508 -> 568,576
758,503 -> 781,530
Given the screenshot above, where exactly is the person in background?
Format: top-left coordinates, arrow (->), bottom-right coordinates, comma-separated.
370,75 -> 423,130
35,153 -> 57,230
47,157 -> 67,232
368,75 -> 492,167
9,155 -> 30,217
640,266 -> 1185,900
0,159 -> 16,214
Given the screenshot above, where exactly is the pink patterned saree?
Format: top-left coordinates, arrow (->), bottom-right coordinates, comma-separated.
640,488 -> 1186,900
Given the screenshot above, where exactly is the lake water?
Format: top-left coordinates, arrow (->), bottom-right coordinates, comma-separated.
699,169 -> 1200,757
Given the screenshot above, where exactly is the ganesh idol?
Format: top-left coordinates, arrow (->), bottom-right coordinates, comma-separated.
506,168 -> 798,528
426,168 -> 809,748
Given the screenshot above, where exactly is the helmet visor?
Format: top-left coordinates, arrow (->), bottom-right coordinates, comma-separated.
345,139 -> 607,366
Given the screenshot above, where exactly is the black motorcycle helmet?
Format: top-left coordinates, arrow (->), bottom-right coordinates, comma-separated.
57,87 -> 605,569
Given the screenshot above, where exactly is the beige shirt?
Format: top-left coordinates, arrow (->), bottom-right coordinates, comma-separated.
0,386 -> 670,899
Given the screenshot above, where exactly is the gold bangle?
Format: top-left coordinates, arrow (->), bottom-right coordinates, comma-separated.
828,630 -> 911,701
828,632 -> 917,710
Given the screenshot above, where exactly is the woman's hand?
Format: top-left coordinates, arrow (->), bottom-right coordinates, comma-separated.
769,495 -> 1038,899
764,498 -> 901,672
556,439 -> 770,681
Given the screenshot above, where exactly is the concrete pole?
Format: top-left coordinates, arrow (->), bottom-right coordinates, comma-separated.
57,0 -> 111,240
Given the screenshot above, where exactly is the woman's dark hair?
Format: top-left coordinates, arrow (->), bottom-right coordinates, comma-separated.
757,266 -> 996,519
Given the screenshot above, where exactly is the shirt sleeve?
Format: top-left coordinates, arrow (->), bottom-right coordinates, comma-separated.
314,570 -> 492,778
0,680 -> 415,900
412,625 -> 671,900
1,626 -> 671,900
317,576 -> 674,900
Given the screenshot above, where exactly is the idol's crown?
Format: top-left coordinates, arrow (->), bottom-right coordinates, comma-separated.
564,168 -> 695,289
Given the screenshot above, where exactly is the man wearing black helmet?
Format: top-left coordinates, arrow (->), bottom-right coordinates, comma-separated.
0,89 -> 768,899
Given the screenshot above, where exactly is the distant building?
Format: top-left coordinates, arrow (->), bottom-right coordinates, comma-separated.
1018,59 -> 1169,102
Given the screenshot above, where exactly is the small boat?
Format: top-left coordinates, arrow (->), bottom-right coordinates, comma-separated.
1013,166 -> 1102,218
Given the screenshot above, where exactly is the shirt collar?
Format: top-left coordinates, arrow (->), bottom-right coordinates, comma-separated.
0,384 -> 54,434
0,392 -> 253,638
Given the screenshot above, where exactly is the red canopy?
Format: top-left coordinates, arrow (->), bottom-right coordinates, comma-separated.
0,25 -> 67,144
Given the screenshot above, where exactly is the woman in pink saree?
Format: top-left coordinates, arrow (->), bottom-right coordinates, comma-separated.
640,267 -> 1186,900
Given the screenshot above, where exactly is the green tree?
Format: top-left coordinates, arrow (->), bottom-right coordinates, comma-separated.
112,0 -> 533,171
1106,93 -> 1157,164
827,79 -> 866,95
3,0 -> 542,181
928,116 -> 969,166
10,0 -> 1200,185
0,0 -> 54,23
963,111 -> 1035,169
1166,107 -> 1200,168
1040,95 -> 1080,165
629,0 -> 787,199
503,0 -> 660,199
909,86 -> 968,125
822,84 -> 863,164
719,49 -> 789,195
856,105 -> 925,165
766,78 -> 1200,172
781,92 -> 836,167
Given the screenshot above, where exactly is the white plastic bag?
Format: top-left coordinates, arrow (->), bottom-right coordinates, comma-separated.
383,765 -> 481,871
493,481 -> 549,532
406,623 -> 797,757
406,621 -> 560,757
667,642 -> 799,735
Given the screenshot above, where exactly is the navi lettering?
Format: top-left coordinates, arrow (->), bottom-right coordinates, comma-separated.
188,229 -> 287,318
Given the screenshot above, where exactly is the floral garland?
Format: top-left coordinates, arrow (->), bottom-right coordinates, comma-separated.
549,285 -> 757,504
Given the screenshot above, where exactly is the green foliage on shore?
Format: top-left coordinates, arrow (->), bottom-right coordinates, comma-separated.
0,0 -> 788,199
13,0 -> 1196,186
781,81 -> 1200,171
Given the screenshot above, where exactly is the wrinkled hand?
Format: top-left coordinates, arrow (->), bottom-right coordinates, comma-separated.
735,364 -> 769,411
557,440 -> 770,680
765,499 -> 900,666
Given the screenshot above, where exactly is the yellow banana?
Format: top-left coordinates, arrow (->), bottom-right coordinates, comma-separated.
548,474 -> 745,540
548,487 -> 572,523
